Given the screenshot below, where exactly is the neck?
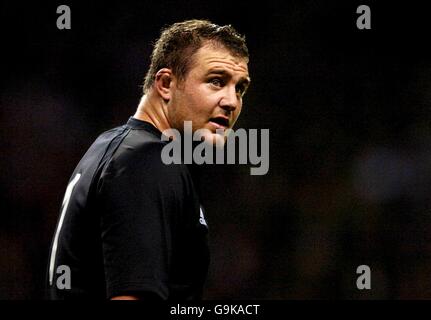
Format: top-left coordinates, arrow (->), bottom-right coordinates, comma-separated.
133,93 -> 171,133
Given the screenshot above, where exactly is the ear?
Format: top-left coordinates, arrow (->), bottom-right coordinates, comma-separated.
154,68 -> 174,101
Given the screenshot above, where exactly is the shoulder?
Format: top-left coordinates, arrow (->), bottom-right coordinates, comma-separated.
100,130 -> 189,187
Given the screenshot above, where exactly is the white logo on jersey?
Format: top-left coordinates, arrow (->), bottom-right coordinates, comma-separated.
199,206 -> 208,227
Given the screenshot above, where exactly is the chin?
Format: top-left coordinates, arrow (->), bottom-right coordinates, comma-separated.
194,123 -> 226,145
199,131 -> 226,146
212,132 -> 227,147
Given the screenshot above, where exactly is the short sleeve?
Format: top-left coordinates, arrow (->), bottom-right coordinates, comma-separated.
96,141 -> 189,299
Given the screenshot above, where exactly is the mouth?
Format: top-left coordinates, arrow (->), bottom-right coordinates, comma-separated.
209,116 -> 229,129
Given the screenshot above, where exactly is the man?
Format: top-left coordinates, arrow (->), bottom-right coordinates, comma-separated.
47,19 -> 250,300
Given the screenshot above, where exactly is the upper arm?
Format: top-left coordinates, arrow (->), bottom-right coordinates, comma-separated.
97,142 -> 189,299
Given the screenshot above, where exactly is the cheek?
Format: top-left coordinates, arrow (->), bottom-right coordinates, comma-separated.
186,86 -> 217,113
233,103 -> 243,119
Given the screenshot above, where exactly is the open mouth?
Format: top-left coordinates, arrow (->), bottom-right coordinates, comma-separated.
209,116 -> 229,128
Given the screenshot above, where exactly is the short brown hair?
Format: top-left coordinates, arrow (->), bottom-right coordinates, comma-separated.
143,19 -> 249,93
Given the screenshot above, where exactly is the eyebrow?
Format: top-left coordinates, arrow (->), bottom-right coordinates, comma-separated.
206,69 -> 251,86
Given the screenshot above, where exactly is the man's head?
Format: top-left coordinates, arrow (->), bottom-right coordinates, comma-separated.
143,20 -> 250,144
143,20 -> 249,93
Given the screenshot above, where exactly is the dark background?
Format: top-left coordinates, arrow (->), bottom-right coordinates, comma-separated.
2,0 -> 431,299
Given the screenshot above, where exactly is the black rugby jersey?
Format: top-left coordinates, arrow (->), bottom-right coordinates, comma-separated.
47,117 -> 209,300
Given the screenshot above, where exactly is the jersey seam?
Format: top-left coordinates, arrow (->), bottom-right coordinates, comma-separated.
91,126 -> 131,195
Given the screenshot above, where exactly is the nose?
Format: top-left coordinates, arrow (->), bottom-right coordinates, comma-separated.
219,85 -> 239,112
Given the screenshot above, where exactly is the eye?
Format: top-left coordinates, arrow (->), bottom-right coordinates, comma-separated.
209,78 -> 223,87
236,83 -> 248,96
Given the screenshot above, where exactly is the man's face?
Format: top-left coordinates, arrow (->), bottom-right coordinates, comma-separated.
168,42 -> 250,144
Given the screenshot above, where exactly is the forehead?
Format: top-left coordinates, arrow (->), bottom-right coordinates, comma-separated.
190,43 -> 249,76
